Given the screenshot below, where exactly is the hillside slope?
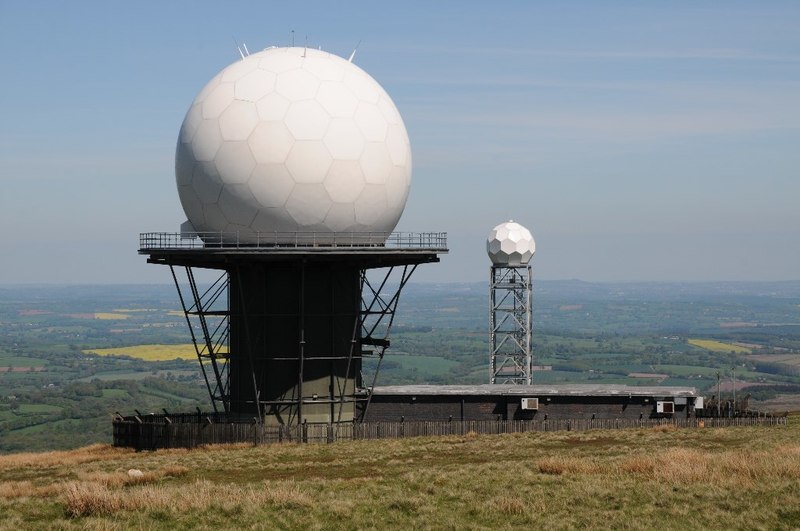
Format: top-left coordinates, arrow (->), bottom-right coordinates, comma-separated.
1,421 -> 799,529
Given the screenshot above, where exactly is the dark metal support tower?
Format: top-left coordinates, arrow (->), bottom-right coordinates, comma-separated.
141,231 -> 446,426
489,265 -> 532,385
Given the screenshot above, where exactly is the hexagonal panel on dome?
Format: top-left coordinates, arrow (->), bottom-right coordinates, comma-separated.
178,184 -> 205,225
284,100 -> 330,140
235,69 -> 276,102
286,183 -> 332,226
343,70 -> 379,103
251,206 -> 297,233
218,184 -> 259,226
192,162 -> 224,203
214,141 -> 256,184
219,101 -> 259,141
354,103 -> 388,142
494,226 -> 509,241
285,141 -> 332,184
323,202 -> 357,232
500,239 -> 518,255
354,184 -> 388,227
248,163 -> 295,208
175,143 -> 195,187
317,81 -> 359,118
377,93 -> 402,125
248,121 -> 294,164
256,92 -> 291,121
324,120 -> 364,160
203,203 -> 228,231
385,124 -> 408,166
276,69 -> 320,102
360,142 -> 393,185
179,104 -> 204,144
385,166 -> 410,210
202,83 -> 235,119
191,120 -> 223,162
324,160 -> 366,203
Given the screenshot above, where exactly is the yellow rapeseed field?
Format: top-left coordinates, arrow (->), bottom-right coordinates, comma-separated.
93,313 -> 131,320
82,344 -> 198,361
688,338 -> 751,353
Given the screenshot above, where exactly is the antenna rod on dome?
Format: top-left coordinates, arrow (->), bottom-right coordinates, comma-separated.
348,40 -> 362,63
242,43 -> 250,56
291,29 -> 295,47
233,37 -> 245,60
303,35 -> 307,57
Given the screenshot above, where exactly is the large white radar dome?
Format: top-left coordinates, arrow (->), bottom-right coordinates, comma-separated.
487,220 -> 535,266
175,47 -> 412,244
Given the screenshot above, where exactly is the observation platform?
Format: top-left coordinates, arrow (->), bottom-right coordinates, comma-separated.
139,231 -> 447,269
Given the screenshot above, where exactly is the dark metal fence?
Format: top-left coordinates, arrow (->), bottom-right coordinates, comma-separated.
113,415 -> 788,450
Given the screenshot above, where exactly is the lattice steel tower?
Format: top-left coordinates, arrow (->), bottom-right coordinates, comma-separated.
486,221 -> 536,384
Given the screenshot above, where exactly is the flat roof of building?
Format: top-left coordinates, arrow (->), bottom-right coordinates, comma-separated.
372,384 -> 699,398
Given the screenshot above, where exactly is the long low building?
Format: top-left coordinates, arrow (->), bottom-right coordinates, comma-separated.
360,384 -> 703,422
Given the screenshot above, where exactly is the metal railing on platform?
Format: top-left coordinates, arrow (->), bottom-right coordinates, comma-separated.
139,231 -> 448,251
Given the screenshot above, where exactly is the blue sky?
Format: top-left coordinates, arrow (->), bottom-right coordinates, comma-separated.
0,1 -> 798,283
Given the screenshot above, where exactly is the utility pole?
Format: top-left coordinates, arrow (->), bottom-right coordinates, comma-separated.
732,366 -> 736,417
716,371 -> 721,417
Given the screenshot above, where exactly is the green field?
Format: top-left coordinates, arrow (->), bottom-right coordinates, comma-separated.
0,355 -> 49,368
390,354 -> 459,375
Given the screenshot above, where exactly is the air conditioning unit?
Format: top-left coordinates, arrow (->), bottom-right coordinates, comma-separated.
520,398 -> 539,410
656,401 -> 674,414
694,397 -> 704,409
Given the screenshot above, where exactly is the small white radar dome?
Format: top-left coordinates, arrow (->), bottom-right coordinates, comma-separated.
487,220 -> 535,266
175,47 -> 412,243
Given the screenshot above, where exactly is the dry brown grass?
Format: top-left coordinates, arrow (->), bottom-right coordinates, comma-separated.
0,464 -> 189,500
63,479 -> 312,517
619,445 -> 800,486
528,441 -> 800,488
489,496 -> 527,515
2,424 -> 799,528
0,444 -> 129,470
651,423 -> 678,432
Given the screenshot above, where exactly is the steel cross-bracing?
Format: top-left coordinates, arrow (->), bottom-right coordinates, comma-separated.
168,262 -> 418,426
490,265 -> 533,385
169,266 -> 231,413
355,264 -> 417,423
141,232 -> 445,426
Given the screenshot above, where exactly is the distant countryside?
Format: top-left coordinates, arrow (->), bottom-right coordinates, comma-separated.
1,280 -> 799,453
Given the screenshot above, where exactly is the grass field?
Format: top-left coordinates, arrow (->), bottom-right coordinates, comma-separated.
749,353 -> 800,367
688,338 -> 751,354
93,313 -> 131,320
390,354 -> 459,375
82,344 -> 200,362
0,422 -> 798,529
